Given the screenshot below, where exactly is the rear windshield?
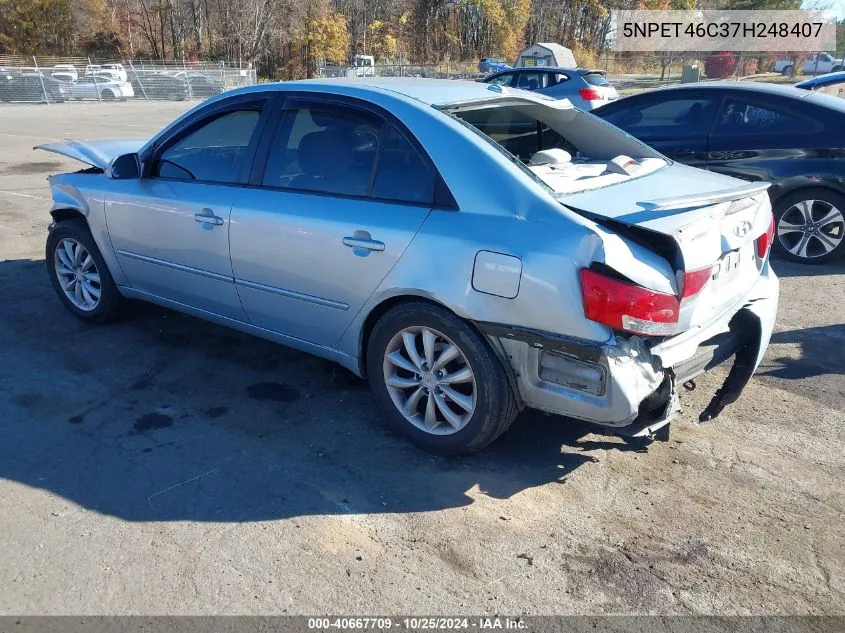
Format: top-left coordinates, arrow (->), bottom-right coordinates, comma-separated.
448,102 -> 659,163
442,100 -> 667,196
581,72 -> 609,87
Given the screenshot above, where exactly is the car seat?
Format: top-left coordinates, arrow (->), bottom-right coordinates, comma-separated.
290,131 -> 368,196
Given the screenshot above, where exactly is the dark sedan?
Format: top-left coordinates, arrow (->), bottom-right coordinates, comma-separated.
181,72 -> 226,97
128,72 -> 190,100
0,75 -> 68,103
595,82 -> 845,264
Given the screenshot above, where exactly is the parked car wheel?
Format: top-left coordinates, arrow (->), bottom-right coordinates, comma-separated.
367,302 -> 518,455
101,90 -> 115,101
46,220 -> 123,323
773,188 -> 845,263
782,65 -> 794,77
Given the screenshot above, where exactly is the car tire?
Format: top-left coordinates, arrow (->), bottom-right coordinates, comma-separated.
773,188 -> 845,264
46,219 -> 123,323
101,90 -> 115,101
366,301 -> 518,455
782,65 -> 794,77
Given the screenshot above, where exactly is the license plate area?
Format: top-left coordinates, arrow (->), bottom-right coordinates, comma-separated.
712,246 -> 750,285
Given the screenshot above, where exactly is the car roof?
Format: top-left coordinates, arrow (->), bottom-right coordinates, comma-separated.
229,77 -> 561,108
641,81 -> 818,98
489,66 -> 601,75
604,80 -> 845,113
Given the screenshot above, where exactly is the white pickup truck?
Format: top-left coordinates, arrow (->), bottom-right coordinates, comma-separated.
774,53 -> 844,77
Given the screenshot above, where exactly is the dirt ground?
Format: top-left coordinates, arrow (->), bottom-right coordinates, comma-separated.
0,102 -> 843,616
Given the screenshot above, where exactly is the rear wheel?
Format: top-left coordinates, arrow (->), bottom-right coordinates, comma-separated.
101,90 -> 115,101
782,65 -> 794,77
46,220 -> 123,323
773,189 -> 845,263
366,302 -> 518,455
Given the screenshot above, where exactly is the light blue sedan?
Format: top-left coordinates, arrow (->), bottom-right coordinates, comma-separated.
38,78 -> 778,454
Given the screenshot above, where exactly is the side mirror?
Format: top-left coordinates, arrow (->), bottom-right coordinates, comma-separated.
110,153 -> 140,179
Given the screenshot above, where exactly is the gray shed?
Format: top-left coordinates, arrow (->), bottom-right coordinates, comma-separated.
514,43 -> 577,69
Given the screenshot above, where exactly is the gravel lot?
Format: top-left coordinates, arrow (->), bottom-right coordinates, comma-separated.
0,102 -> 843,616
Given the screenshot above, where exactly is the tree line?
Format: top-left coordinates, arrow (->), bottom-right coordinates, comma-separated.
0,0 -> 835,79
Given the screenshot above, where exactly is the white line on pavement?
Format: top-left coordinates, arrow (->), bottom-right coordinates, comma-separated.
0,190 -> 47,200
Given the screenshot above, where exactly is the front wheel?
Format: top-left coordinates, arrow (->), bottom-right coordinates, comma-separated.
366,302 -> 518,455
46,220 -> 123,323
773,189 -> 845,263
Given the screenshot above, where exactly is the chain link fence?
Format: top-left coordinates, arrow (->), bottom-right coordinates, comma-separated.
313,52 -> 842,94
0,55 -> 257,104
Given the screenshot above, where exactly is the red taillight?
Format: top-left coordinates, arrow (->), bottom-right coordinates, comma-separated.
580,268 -> 679,336
681,266 -> 712,299
756,211 -> 775,259
579,88 -> 603,101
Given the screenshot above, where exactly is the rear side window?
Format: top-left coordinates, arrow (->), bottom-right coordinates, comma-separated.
582,72 -> 609,87
714,98 -> 814,135
262,106 -> 382,197
487,73 -> 515,87
371,124 -> 435,204
263,104 -> 435,204
155,109 -> 261,183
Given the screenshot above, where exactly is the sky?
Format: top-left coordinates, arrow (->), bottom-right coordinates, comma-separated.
803,0 -> 845,20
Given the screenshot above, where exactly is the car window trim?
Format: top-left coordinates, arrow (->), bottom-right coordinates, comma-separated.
250,91 -> 455,209
145,92 -> 277,186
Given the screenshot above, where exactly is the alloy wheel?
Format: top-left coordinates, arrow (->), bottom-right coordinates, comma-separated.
382,326 -> 476,436
777,199 -> 844,260
54,238 -> 101,311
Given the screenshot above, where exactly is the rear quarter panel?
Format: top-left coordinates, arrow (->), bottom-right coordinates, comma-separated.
337,207 -> 616,360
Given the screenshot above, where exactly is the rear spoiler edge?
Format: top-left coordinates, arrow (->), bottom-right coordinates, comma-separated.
637,182 -> 770,212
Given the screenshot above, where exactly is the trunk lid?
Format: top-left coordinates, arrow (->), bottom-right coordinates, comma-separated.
561,162 -> 771,333
35,139 -> 145,174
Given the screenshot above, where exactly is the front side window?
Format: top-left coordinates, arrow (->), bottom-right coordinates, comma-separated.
601,96 -> 719,139
154,108 -> 261,183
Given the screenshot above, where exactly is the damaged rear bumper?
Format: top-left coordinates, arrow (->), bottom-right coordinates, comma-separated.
480,264 -> 779,435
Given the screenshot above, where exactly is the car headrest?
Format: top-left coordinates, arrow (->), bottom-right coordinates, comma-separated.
297,131 -> 351,179
311,110 -> 342,128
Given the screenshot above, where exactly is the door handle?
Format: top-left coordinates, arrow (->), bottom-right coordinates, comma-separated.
343,236 -> 385,251
194,209 -> 224,226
